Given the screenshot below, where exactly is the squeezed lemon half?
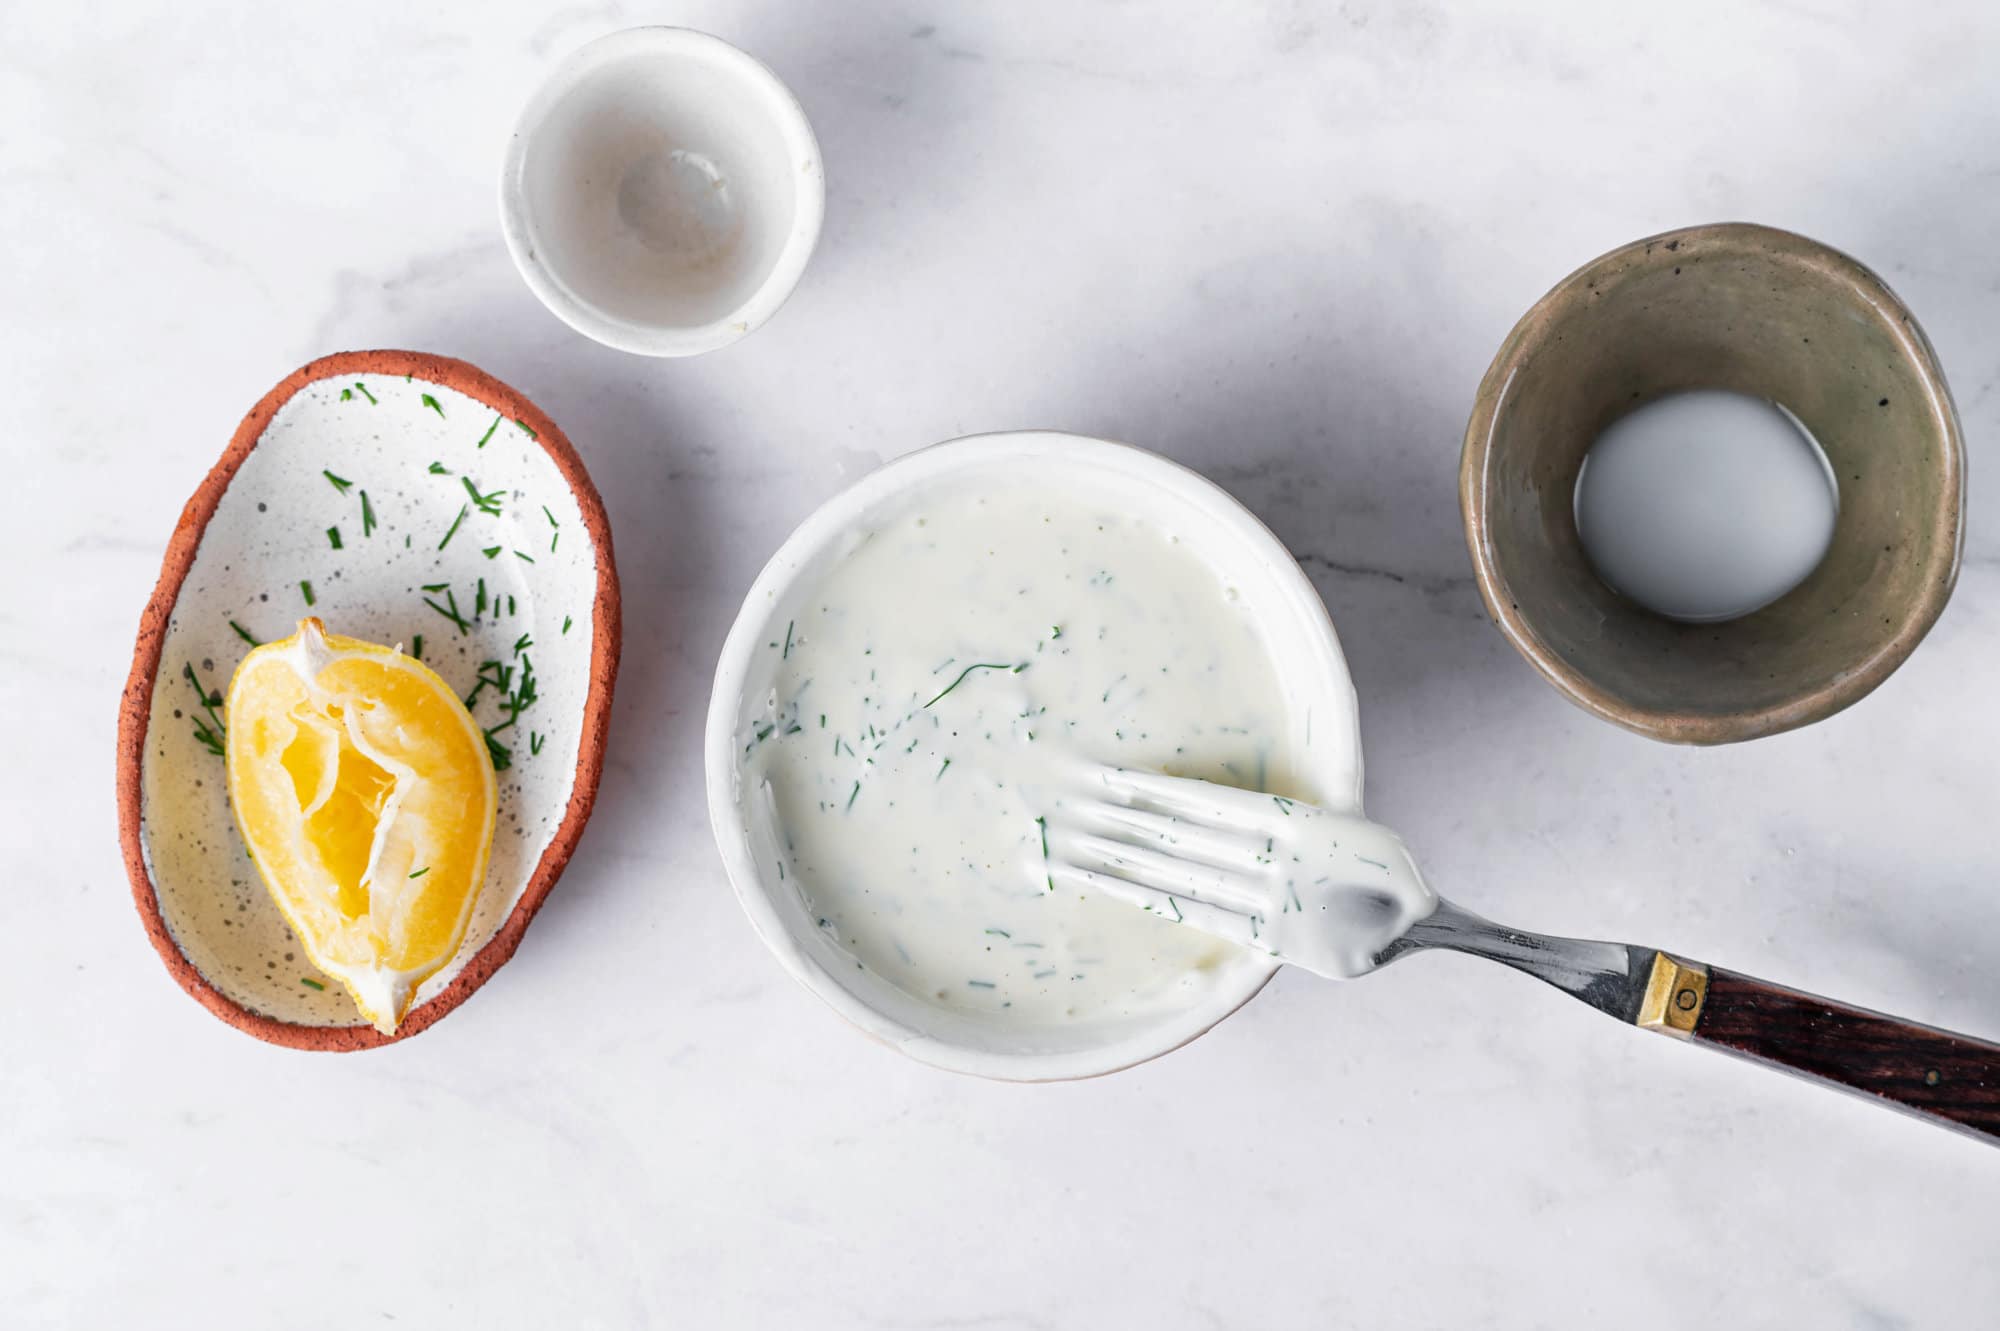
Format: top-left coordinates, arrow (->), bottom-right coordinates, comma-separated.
225,618 -> 497,1033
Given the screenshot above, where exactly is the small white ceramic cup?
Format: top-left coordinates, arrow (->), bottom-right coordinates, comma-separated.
706,433 -> 1368,1080
500,27 -> 824,357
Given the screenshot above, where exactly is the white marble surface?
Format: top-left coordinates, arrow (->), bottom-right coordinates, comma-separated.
7,2 -> 1999,1326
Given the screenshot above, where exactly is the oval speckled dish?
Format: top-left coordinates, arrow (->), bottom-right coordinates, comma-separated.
116,351 -> 621,1049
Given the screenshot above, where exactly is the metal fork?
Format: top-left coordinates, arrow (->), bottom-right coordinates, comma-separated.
1047,765 -> 2000,1144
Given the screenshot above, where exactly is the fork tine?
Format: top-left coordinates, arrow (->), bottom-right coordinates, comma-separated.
1045,862 -> 1258,947
1066,797 -> 1269,872
1097,766 -> 1295,832
1049,825 -> 1270,913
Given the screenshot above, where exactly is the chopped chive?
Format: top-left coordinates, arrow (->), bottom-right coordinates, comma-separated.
530,731 -> 544,756
422,593 -> 471,636
476,579 -> 488,617
360,490 -> 376,537
985,928 -> 1010,938
515,418 -> 537,439
543,505 -> 558,528
551,531 -> 559,553
429,461 -> 449,475
782,620 -> 794,658
323,470 -> 352,493
411,633 -> 424,661
507,595 -> 516,616
819,714 -> 826,728
483,546 -> 501,559
326,526 -> 342,549
339,387 -> 352,401
1050,625 -> 1063,639
561,615 -> 572,635
461,477 -> 503,515
846,781 -> 861,811
183,662 -> 227,756
476,414 -> 500,448
420,392 -> 444,417
353,382 -> 376,405
299,579 -> 315,607
755,724 -> 775,742
407,867 -> 429,879
300,977 -> 326,991
422,582 -> 449,593
1273,797 -> 1292,816
937,758 -> 952,780
439,505 -> 468,550
513,633 -> 532,656
229,619 -> 259,646
485,732 -> 512,771
1036,815 -> 1049,859
967,980 -> 997,989
514,550 -> 534,564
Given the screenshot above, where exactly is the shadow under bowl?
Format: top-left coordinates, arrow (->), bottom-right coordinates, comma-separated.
1461,222 -> 1965,745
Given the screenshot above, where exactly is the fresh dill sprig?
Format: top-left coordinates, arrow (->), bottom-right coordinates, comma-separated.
925,661 -> 1028,708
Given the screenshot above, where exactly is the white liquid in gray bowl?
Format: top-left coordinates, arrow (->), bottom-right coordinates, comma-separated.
1574,389 -> 1839,622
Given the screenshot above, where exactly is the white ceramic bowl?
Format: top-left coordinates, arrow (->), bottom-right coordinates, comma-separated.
499,27 -> 824,357
705,433 -> 1366,1080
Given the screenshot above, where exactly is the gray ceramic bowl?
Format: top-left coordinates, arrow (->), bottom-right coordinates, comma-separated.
1461,223 -> 1965,745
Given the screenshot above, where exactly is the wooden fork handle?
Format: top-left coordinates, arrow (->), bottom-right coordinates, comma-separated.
1641,954 -> 2000,1142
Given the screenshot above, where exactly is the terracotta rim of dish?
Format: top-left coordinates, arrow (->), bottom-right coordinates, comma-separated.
115,350 -> 623,1050
1460,221 -> 1966,745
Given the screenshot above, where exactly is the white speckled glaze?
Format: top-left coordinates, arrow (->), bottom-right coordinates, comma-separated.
707,432 -> 1365,1080
138,369 -> 600,1029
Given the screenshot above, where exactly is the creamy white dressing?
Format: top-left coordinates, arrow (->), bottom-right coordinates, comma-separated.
739,485 -> 1306,1027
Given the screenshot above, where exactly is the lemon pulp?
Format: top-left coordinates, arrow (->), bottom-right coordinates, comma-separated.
225,618 -> 497,1033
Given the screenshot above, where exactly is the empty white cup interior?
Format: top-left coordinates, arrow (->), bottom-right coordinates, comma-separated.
501,28 -> 823,356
